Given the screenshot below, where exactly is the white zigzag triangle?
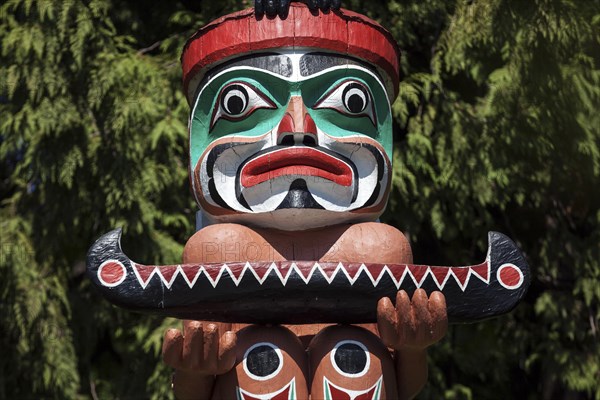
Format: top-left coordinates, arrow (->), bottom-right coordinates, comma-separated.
179,265 -> 203,289
201,264 -> 226,288
132,263 -> 158,290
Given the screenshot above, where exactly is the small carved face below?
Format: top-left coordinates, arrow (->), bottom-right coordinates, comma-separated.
214,325 -> 309,400
189,52 -> 393,230
308,325 -> 397,400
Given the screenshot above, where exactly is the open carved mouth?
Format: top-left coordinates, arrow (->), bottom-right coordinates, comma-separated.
324,377 -> 382,400
240,147 -> 353,188
237,377 -> 296,400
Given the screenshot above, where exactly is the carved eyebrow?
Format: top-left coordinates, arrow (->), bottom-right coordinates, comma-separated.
209,54 -> 292,79
192,54 -> 293,101
299,52 -> 365,76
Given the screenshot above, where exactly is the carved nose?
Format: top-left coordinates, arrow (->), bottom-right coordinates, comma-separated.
277,96 -> 318,146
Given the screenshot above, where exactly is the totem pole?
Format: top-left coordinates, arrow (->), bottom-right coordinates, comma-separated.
87,2 -> 530,399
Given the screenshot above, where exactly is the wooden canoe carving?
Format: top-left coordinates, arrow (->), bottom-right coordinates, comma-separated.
87,228 -> 529,324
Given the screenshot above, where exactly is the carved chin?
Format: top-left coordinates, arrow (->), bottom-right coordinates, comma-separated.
237,377 -> 295,400
324,376 -> 382,400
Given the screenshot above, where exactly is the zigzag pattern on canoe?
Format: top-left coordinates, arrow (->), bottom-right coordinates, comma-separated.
126,261 -> 491,292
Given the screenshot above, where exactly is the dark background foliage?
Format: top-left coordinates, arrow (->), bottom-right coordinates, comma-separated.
1,0 -> 598,399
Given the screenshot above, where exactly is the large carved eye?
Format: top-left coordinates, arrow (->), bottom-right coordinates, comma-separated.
211,81 -> 276,129
314,80 -> 376,125
343,83 -> 368,113
330,340 -> 370,377
243,342 -> 283,381
222,84 -> 248,115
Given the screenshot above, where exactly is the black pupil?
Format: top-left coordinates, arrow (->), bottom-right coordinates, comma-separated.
343,83 -> 367,113
347,94 -> 365,113
223,85 -> 247,115
246,345 -> 280,377
333,343 -> 367,375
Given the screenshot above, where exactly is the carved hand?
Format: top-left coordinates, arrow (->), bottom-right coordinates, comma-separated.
255,0 -> 342,18
163,320 -> 237,376
377,289 -> 448,350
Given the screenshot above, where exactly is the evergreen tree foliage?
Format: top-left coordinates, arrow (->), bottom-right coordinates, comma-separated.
1,0 -> 598,399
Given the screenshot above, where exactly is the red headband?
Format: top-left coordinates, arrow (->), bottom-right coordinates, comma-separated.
181,3 -> 401,102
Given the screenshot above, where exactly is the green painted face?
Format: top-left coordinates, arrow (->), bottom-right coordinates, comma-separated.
190,60 -> 392,171
189,52 -> 393,230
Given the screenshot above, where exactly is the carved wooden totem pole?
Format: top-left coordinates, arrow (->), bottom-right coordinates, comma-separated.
87,2 -> 530,399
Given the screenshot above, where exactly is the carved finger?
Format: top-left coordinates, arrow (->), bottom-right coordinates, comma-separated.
429,291 -> 448,341
217,331 -> 238,374
162,328 -> 183,368
395,290 -> 412,342
183,320 -> 204,370
412,289 -> 432,340
377,296 -> 398,348
203,323 -> 219,372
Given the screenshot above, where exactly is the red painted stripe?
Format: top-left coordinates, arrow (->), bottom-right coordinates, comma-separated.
158,266 -> 178,283
134,265 -> 156,285
319,263 -> 338,279
430,266 -> 449,287
130,261 -> 493,290
294,261 -> 315,280
227,263 -> 246,280
451,267 -> 470,286
204,265 -> 224,281
408,265 -> 428,285
181,4 -> 400,99
364,263 -> 386,281
471,262 -> 489,281
251,265 -> 271,281
343,263 -> 364,280
387,264 -> 408,282
182,265 -> 201,283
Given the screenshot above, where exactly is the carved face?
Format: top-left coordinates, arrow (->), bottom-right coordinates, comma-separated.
308,326 -> 397,400
214,326 -> 309,400
189,51 -> 393,230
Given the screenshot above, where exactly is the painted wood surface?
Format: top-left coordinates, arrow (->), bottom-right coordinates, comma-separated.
87,227 -> 529,324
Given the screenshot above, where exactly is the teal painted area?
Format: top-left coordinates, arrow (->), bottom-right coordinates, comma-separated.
190,66 -> 393,170
190,71 -> 290,169
303,69 -> 393,158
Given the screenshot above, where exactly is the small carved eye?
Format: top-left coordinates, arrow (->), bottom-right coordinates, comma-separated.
243,342 -> 283,380
313,80 -> 376,125
211,81 -> 276,129
342,83 -> 368,114
331,340 -> 370,377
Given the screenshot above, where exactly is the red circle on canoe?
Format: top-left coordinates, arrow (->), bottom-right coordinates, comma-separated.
98,260 -> 127,287
497,263 -> 523,290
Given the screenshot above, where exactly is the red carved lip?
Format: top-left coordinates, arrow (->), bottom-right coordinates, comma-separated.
240,147 -> 353,188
